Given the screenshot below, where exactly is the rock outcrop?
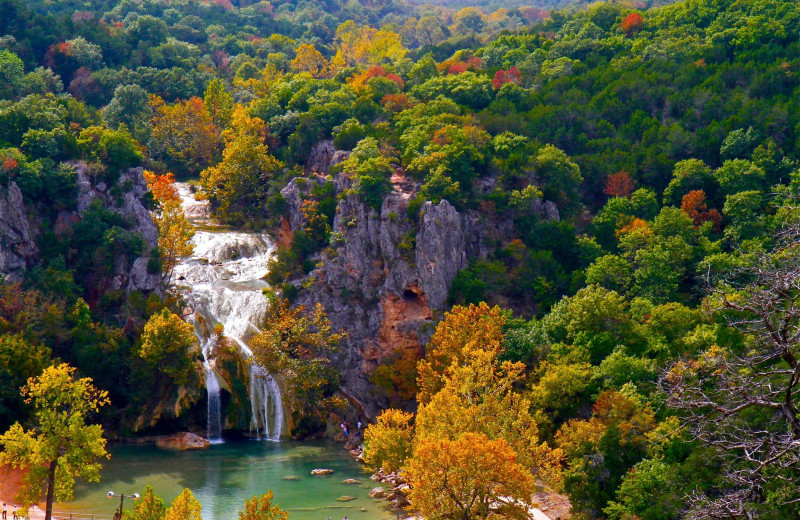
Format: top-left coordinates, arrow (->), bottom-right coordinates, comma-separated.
0,182 -> 38,281
0,163 -> 162,294
75,164 -> 161,293
290,167 -> 527,416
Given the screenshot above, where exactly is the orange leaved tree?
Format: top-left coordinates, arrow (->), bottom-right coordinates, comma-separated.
405,432 -> 536,520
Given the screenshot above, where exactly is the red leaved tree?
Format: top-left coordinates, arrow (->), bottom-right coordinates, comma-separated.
621,13 -> 644,36
603,171 -> 635,198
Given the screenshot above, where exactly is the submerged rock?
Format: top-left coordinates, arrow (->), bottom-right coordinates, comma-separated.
342,479 -> 360,484
156,432 -> 211,451
311,468 -> 334,475
337,496 -> 357,502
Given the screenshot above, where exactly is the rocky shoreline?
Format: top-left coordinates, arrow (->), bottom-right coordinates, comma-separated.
344,440 -> 413,515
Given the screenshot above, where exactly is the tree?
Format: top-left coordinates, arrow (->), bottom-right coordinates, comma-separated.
405,432 -> 536,520
0,49 -> 24,99
289,44 -> 328,77
680,190 -> 722,230
144,171 -> 194,283
416,303 -> 505,404
621,13 -> 644,36
604,171 -> 635,198
535,145 -> 583,214
149,96 -> 222,177
249,298 -> 346,433
238,492 -> 288,520
200,107 -> 283,224
139,308 -> 196,385
452,7 -> 486,34
203,78 -> 233,129
127,485 -> 166,520
556,387 -> 657,517
164,489 -> 202,520
415,16 -> 446,47
662,217 -> 800,517
363,409 -> 414,473
0,363 -> 110,520
102,84 -> 152,142
0,334 -> 51,433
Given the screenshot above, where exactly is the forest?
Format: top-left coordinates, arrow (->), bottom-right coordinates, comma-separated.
1,0 -> 800,518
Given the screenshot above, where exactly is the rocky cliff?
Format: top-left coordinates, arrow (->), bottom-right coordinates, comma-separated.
0,182 -> 38,281
0,163 -> 162,294
284,164 -> 555,416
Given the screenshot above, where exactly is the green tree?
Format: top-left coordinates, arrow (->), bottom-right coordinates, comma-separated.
0,49 -> 24,99
139,308 -> 196,385
249,298 -> 346,436
0,334 -> 51,432
0,363 -> 110,520
534,145 -> 583,214
102,84 -> 152,142
203,78 -> 233,129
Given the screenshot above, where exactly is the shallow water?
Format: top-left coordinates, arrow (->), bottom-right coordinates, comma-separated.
57,440 -> 393,520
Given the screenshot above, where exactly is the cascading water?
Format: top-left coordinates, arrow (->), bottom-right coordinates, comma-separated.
173,183 -> 284,442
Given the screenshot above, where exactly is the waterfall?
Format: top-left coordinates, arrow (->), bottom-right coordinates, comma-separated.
173,183 -> 284,442
205,364 -> 223,443
249,366 -> 284,442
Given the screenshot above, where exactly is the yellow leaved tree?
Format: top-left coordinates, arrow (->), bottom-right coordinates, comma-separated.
164,489 -> 203,520
143,171 -> 194,284
0,364 -> 110,520
290,43 -> 329,77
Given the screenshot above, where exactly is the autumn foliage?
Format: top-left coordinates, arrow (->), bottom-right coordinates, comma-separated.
621,13 -> 644,36
492,66 -> 521,90
681,189 -> 722,230
405,433 -> 537,520
603,171 -> 635,198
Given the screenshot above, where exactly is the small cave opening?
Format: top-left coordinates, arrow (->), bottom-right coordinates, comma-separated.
403,289 -> 420,302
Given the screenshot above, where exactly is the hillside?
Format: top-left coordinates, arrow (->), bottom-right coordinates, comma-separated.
1,0 -> 800,518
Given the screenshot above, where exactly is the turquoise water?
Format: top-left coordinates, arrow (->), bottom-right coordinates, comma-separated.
56,440 -> 394,520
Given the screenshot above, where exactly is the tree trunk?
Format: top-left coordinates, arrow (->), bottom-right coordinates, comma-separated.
45,459 -> 57,520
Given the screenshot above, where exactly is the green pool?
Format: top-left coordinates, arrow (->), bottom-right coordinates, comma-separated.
56,440 -> 394,520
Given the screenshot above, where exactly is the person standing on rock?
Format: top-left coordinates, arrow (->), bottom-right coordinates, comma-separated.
2,502 -> 7,520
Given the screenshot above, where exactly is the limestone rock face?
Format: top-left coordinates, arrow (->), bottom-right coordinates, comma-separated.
279,144 -> 559,417
156,432 -> 211,450
73,163 -> 161,293
289,170 -> 524,416
0,182 -> 38,281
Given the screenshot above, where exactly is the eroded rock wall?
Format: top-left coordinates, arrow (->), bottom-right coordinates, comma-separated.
0,163 -> 162,293
290,173 -> 518,416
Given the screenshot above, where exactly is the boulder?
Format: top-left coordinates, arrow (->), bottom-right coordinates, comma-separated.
369,487 -> 386,498
342,479 -> 360,484
311,468 -> 334,476
156,432 -> 211,451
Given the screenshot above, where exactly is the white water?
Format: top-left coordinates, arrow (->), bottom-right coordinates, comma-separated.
173,183 -> 284,442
